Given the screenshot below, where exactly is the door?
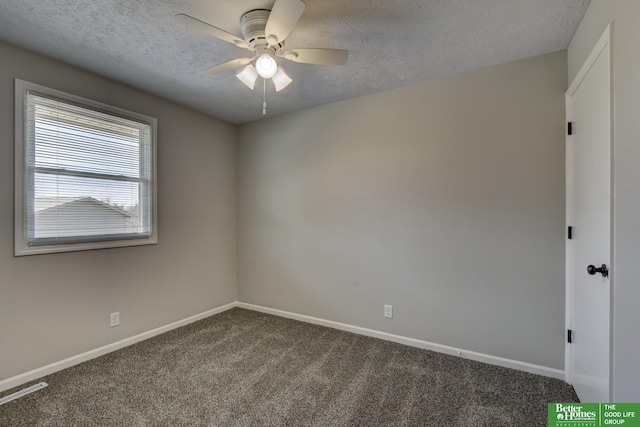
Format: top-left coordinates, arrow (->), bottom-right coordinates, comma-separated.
566,26 -> 611,403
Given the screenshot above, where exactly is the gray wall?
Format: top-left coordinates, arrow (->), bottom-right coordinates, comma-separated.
238,52 -> 568,369
0,42 -> 237,381
568,0 -> 640,402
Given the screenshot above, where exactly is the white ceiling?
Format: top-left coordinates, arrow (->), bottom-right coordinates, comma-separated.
0,0 -> 590,124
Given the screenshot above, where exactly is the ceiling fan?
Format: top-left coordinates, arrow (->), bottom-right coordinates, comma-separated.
175,0 -> 348,96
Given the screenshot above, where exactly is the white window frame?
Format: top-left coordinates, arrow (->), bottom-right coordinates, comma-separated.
14,79 -> 158,256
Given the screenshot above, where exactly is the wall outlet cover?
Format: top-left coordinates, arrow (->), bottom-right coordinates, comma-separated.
384,304 -> 393,318
110,312 -> 120,327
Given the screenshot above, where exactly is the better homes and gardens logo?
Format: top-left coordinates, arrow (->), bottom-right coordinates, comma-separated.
553,404 -> 596,425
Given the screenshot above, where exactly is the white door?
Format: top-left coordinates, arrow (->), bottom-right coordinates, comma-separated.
566,27 -> 611,403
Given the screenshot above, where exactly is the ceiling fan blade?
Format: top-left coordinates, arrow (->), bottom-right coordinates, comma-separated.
174,14 -> 251,50
264,0 -> 306,44
204,57 -> 254,75
281,48 -> 348,65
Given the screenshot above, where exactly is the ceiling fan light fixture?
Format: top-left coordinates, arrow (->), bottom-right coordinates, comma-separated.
236,64 -> 259,90
272,66 -> 293,92
176,0 -> 348,117
255,53 -> 278,79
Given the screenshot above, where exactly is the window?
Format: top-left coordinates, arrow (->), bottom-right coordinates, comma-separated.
15,80 -> 157,256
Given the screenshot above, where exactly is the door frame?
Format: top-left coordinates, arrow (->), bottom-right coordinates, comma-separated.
565,23 -> 614,398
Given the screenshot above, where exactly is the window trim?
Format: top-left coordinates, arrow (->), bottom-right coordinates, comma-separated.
14,79 -> 158,256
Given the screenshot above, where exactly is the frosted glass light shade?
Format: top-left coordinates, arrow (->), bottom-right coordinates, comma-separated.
272,67 -> 293,92
236,64 -> 259,90
255,54 -> 278,79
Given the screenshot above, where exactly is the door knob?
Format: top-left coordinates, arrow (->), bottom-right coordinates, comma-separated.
587,264 -> 609,278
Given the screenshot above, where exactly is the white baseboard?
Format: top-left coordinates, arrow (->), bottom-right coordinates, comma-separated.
0,302 -> 237,393
1,300 -> 565,394
237,302 -> 566,381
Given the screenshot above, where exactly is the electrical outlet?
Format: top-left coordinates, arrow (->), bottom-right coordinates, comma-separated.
384,304 -> 393,318
110,312 -> 120,327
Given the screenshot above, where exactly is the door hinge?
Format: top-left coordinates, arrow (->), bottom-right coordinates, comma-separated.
568,226 -> 573,239
568,122 -> 573,135
568,329 -> 573,344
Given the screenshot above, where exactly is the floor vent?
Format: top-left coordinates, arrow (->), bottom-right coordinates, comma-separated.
0,382 -> 48,406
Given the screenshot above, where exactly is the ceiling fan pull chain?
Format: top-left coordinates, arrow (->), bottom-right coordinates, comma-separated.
262,78 -> 267,115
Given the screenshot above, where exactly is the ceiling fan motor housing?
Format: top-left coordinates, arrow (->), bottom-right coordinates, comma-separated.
241,9 -> 283,52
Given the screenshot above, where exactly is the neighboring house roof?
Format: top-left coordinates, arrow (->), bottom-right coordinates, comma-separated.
34,196 -> 78,211
35,197 -> 133,217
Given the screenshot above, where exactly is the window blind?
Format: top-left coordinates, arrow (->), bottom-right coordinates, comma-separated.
25,93 -> 153,245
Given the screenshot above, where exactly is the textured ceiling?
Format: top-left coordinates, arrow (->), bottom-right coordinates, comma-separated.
0,0 -> 590,124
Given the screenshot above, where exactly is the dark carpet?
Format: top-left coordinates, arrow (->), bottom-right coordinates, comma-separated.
0,308 -> 577,426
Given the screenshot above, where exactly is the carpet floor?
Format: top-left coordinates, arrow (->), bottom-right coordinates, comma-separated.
0,308 -> 577,426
